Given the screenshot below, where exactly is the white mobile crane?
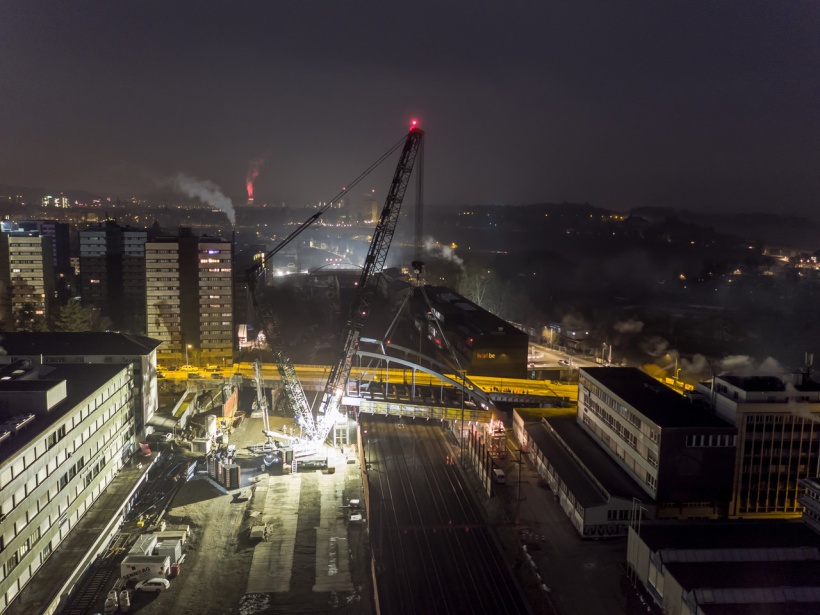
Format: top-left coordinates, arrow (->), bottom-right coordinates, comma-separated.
247,122 -> 424,454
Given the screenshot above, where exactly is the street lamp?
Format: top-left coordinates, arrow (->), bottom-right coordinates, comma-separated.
185,344 -> 192,367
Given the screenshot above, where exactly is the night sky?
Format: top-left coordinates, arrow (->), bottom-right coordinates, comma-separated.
2,1 -> 819,216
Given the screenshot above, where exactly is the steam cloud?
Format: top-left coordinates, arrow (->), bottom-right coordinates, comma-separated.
561,312 -> 590,331
640,335 -> 670,358
171,173 -> 235,226
613,318 -> 644,334
676,353 -> 786,381
246,157 -> 264,201
423,236 -> 464,268
718,355 -> 784,377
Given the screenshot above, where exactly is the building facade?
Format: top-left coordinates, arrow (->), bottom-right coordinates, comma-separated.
0,332 -> 161,440
627,522 -> 820,615
0,233 -> 54,331
578,367 -> 736,518
16,221 -> 70,277
147,230 -> 233,366
79,222 -> 147,333
196,238 -> 234,364
0,362 -> 134,614
799,477 -> 820,535
694,372 -> 820,518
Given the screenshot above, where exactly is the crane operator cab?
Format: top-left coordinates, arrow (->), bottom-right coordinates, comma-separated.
493,468 -> 506,484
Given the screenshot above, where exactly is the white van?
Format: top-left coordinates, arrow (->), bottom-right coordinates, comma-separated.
492,468 -> 506,484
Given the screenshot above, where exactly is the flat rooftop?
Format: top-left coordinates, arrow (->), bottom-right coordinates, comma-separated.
546,415 -> 649,502
638,520 -> 820,552
0,331 -> 161,356
0,363 -> 127,464
700,604 -> 820,615
666,560 -> 820,590
523,414 -> 647,507
419,285 -> 526,339
581,367 -> 733,429
722,374 -> 820,392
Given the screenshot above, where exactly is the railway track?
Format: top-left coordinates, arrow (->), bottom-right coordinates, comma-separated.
365,417 -> 529,614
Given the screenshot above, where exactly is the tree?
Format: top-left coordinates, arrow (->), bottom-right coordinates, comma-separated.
87,306 -> 113,332
52,299 -> 93,332
458,262 -> 503,311
14,302 -> 48,332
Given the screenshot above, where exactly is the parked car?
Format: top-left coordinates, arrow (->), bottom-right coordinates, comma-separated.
180,365 -> 198,372
135,578 -> 171,593
187,373 -> 202,379
210,373 -> 223,380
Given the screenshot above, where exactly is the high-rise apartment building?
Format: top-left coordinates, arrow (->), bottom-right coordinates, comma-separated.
693,370 -> 820,518
16,221 -> 70,276
79,222 -> 147,332
196,238 -> 234,363
0,233 -> 54,330
79,223 -> 119,312
146,230 -> 233,366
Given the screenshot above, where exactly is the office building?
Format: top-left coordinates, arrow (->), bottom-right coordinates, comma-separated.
693,370 -> 820,518
0,362 -> 135,614
0,332 -> 162,439
146,230 -> 233,366
0,233 -> 54,331
578,367 -> 736,518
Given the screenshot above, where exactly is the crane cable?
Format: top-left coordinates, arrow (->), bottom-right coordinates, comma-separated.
258,133 -> 408,270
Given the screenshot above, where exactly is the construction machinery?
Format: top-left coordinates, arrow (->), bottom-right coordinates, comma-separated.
247,121 -> 424,453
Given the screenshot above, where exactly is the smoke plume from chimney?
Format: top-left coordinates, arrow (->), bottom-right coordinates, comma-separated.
171,173 -> 234,226
246,157 -> 264,203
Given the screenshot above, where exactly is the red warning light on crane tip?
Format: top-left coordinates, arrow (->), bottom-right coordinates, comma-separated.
410,119 -> 419,129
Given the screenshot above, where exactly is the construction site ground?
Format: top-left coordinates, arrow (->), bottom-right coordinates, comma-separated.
124,414 -> 372,615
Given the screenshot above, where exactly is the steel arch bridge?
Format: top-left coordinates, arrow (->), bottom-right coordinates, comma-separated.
341,338 -> 496,423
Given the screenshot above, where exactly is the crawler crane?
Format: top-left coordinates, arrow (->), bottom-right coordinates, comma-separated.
247,122 -> 424,453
